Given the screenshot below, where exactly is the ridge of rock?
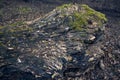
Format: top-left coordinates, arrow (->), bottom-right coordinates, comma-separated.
0,4 -> 107,80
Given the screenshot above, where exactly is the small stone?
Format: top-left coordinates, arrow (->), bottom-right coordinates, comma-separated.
38,25 -> 42,28
88,57 -> 94,62
84,35 -> 96,44
100,60 -> 105,70
89,35 -> 96,41
92,22 -> 98,27
36,30 -> 40,33
17,58 -> 22,63
65,27 -> 69,31
8,47 -> 14,50
65,56 -> 72,61
52,72 -> 59,79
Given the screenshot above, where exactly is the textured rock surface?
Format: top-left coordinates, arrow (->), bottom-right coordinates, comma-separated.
0,0 -> 120,79
0,0 -> 120,25
0,4 -> 108,80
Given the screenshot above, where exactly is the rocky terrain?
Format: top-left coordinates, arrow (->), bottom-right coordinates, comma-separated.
0,0 -> 120,25
0,0 -> 120,80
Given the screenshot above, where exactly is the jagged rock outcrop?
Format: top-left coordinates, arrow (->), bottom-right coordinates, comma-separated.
0,4 -> 108,80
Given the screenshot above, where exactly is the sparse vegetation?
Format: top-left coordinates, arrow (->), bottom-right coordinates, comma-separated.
56,4 -> 107,31
9,21 -> 25,27
70,12 -> 88,31
0,21 -> 32,35
69,4 -> 107,31
81,4 -> 107,22
0,1 -> 119,80
57,4 -> 72,9
17,7 -> 31,14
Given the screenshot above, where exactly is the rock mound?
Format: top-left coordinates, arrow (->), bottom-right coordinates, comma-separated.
0,4 -> 107,80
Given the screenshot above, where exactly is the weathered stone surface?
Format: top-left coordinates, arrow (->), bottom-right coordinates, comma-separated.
0,4 -> 107,80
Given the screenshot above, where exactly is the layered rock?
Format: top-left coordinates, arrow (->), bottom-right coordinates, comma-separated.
0,4 -> 107,80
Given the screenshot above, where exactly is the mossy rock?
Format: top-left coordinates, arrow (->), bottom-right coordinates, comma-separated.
56,4 -> 107,31
71,4 -> 107,31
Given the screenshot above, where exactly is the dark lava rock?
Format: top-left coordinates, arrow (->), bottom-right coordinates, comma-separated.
0,65 -> 36,80
0,4 -> 107,80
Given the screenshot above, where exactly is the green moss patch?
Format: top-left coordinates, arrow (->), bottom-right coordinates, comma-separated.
70,4 -> 107,31
56,4 -> 107,31
80,4 -> 107,22
57,4 -> 72,9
